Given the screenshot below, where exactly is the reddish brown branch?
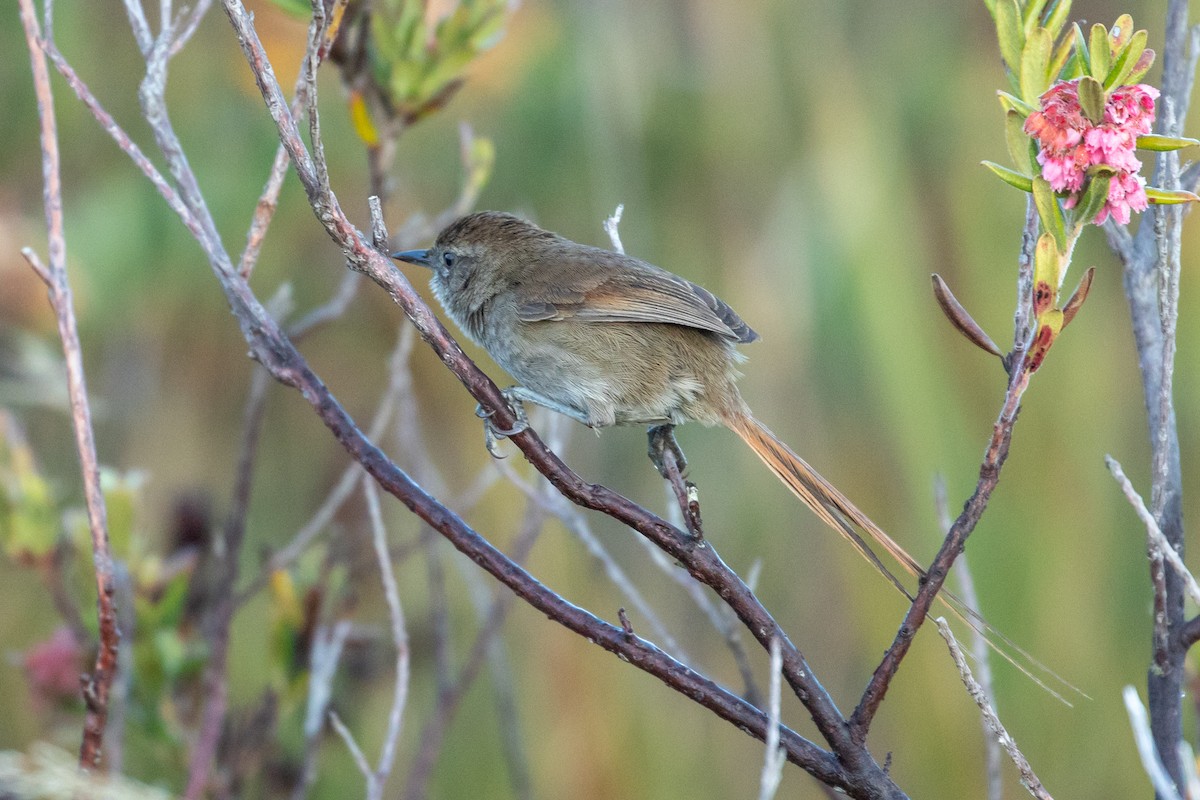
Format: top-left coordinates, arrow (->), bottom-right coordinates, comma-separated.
19,0 -> 120,771
849,200 -> 1040,740
401,500 -> 545,800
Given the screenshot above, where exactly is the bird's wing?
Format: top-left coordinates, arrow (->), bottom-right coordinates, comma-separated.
515,247 -> 759,344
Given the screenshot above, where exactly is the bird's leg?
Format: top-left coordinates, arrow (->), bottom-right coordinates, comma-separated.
475,389 -> 530,458
647,424 -> 703,539
647,423 -> 687,476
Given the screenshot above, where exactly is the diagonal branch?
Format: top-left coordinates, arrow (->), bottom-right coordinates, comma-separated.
18,0 -> 119,771
850,198 -> 1039,739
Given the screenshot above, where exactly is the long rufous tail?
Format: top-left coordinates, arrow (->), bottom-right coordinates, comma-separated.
722,409 -> 1078,700
724,410 -> 924,588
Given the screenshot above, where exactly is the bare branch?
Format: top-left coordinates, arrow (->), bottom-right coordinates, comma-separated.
363,479 -> 410,800
604,203 -> 625,253
1109,6 -> 1193,772
19,0 -> 120,770
1124,686 -> 1184,800
1106,456 -> 1200,605
184,362 -> 271,799
329,710 -> 374,787
936,619 -> 1053,800
291,619 -> 353,800
757,637 -> 786,800
936,477 -> 1002,800
239,327 -> 412,603
20,246 -> 52,286
852,198 -> 1040,739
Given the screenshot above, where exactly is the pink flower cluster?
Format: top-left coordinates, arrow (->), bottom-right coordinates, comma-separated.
1024,80 -> 1159,224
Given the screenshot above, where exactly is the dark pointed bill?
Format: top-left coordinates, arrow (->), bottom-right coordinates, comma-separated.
392,249 -> 432,267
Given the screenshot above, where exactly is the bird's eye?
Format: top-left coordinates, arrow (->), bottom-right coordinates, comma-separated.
442,251 -> 456,267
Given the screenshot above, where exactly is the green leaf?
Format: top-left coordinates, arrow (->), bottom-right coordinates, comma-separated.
0,429 -> 58,562
1072,23 -> 1091,76
1043,0 -> 1072,40
1033,177 -> 1067,253
465,134 -> 495,199
396,2 -> 427,61
1145,187 -> 1200,205
995,0 -> 1025,73
1073,172 -> 1113,224
1137,134 -> 1200,152
1006,109 -> 1037,174
1126,48 -> 1156,84
1077,75 -> 1106,124
1047,30 -> 1075,82
1088,23 -> 1111,81
997,90 -> 1037,116
1109,14 -> 1133,53
982,160 -> 1035,192
101,468 -> 144,562
1105,29 -> 1147,89
1022,0 -> 1049,39
468,7 -> 506,50
1061,49 -> 1085,80
1033,232 -> 1061,314
1021,27 -> 1054,103
265,0 -> 312,16
5,473 -> 57,561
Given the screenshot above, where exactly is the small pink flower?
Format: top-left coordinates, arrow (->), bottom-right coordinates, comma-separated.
1024,80 -> 1158,224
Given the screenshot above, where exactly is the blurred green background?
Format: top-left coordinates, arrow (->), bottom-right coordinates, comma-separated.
2,0 -> 1198,797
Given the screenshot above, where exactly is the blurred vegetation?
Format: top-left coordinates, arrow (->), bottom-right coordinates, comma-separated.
1,0 -> 1198,797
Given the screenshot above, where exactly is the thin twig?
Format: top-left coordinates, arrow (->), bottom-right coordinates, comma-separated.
936,619 -> 1052,800
362,479 -> 410,800
329,710 -> 374,786
401,495 -> 546,800
757,636 -> 786,800
1106,456 -> 1200,606
937,477 -> 1002,800
1123,686 -> 1184,800
291,618 -> 353,800
184,364 -> 271,799
238,327 -> 410,604
169,0 -> 213,57
492,457 -> 688,660
19,0 -> 119,770
604,203 -> 625,253
38,39 -> 200,236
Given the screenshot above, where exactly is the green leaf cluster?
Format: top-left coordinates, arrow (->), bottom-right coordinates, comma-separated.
371,0 -> 510,125
0,416 -> 58,562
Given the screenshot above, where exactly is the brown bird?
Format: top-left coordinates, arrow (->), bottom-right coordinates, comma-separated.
392,210 -> 936,593
394,211 -> 1075,698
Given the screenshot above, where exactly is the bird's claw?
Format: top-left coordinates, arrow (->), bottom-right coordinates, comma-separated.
647,423 -> 688,478
476,391 -> 529,458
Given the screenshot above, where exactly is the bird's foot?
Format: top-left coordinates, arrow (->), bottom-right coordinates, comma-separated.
475,391 -> 529,458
